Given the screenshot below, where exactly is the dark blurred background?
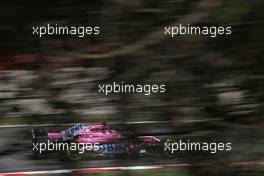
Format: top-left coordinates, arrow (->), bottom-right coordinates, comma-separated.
0,0 -> 263,175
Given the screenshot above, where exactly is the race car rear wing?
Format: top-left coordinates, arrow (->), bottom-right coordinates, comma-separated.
31,129 -> 48,139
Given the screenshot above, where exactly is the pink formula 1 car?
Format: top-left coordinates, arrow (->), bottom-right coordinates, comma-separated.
31,123 -> 162,160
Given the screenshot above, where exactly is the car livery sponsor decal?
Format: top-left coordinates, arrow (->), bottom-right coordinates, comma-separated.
98,143 -> 129,153
61,123 -> 84,141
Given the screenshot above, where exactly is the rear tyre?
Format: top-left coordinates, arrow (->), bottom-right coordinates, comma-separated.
31,129 -> 48,159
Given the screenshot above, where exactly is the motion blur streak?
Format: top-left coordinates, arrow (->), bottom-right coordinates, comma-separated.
0,0 -> 264,176
1,161 -> 263,176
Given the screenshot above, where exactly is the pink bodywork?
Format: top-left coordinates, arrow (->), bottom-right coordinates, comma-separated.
48,124 -> 159,144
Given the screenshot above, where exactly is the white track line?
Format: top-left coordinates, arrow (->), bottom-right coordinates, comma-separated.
0,119 -> 220,128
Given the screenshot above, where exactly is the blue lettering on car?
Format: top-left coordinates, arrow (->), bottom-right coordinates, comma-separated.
98,143 -> 128,152
70,124 -> 83,134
